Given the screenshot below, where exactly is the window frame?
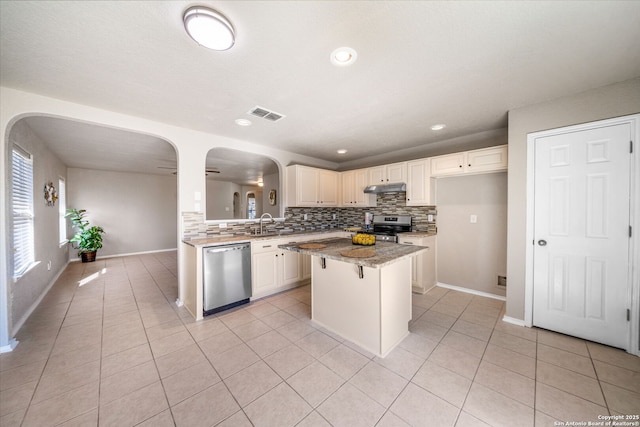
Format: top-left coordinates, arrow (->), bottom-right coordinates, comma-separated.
11,145 -> 35,279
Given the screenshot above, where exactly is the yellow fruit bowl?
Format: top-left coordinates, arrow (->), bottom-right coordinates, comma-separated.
352,233 -> 376,246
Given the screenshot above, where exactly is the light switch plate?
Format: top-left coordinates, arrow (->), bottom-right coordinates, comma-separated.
470,215 -> 477,223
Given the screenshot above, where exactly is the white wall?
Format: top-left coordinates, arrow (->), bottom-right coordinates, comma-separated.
205,179 -> 240,220
436,172 -> 507,297
506,77 -> 640,321
7,120 -> 69,335
262,172 -> 280,217
67,168 -> 177,258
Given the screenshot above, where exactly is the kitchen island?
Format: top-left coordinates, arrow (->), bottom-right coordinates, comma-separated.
279,238 -> 427,357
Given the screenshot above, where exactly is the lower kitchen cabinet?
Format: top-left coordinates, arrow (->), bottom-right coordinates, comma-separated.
251,238 -> 312,299
398,234 -> 436,294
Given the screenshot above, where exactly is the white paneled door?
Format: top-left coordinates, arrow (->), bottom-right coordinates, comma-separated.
533,123 -> 632,349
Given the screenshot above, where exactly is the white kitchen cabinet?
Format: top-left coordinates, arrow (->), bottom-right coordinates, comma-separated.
318,169 -> 339,205
406,159 -> 434,206
398,234 -> 436,294
341,168 -> 376,207
251,241 -> 281,297
430,145 -> 508,177
466,145 -> 508,173
368,162 -> 407,185
251,237 -> 311,298
286,165 -> 339,207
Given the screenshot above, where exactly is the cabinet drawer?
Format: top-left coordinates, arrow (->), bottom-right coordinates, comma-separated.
251,241 -> 281,254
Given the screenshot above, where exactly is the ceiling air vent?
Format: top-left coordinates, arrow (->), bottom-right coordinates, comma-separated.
248,106 -> 286,122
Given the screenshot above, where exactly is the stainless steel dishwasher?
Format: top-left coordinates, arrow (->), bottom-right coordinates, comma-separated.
203,243 -> 252,316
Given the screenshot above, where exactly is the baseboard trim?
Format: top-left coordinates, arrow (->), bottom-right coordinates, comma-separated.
436,282 -> 506,301
501,315 -> 527,327
69,247 -> 178,262
0,338 -> 19,354
12,260 -> 70,337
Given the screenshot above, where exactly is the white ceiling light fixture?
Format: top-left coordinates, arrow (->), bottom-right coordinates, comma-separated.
430,124 -> 446,131
337,149 -> 348,154
235,118 -> 252,126
183,6 -> 235,51
330,47 -> 357,66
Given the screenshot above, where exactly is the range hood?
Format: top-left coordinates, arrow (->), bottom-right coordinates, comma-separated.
363,183 -> 407,193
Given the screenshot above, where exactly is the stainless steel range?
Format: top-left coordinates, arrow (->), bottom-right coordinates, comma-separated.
370,215 -> 412,242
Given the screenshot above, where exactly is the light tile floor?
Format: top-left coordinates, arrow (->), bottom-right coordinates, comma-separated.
1,252 -> 639,426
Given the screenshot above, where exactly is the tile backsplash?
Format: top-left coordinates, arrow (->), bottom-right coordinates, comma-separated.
182,192 -> 436,240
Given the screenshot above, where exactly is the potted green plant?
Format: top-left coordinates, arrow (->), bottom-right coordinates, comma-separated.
65,208 -> 105,262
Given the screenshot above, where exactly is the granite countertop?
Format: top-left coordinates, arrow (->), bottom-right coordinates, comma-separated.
183,229 -> 348,248
278,237 -> 428,269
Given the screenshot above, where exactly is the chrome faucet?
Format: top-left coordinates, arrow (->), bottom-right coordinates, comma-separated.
259,212 -> 274,235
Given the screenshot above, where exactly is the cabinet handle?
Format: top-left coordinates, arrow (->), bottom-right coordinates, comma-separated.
468,163 -> 471,167
459,165 -> 463,168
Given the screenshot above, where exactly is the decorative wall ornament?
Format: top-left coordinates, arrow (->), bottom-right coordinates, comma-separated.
44,182 -> 57,206
269,189 -> 277,206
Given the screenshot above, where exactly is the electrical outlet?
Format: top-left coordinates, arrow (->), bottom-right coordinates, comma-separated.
303,214 -> 308,220
470,214 -> 477,223
427,214 -> 433,222
332,213 -> 337,220
497,275 -> 507,287
219,222 -> 227,228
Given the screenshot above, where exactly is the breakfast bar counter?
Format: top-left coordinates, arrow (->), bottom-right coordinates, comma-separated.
279,238 -> 427,357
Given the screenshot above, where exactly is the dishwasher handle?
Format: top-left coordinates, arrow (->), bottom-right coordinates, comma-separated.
206,245 -> 249,254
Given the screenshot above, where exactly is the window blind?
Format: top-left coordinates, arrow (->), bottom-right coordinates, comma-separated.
12,146 -> 34,277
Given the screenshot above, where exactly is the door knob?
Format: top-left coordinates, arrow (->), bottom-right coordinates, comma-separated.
538,239 -> 547,246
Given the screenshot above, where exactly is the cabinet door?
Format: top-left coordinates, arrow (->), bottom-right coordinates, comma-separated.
369,166 -> 385,184
353,169 -> 375,206
341,171 -> 355,205
423,236 -> 437,290
318,170 -> 338,205
466,145 -> 508,173
296,166 -> 319,206
406,159 -> 432,206
398,237 -> 422,291
385,162 -> 406,184
300,253 -> 311,280
252,251 -> 278,296
281,250 -> 300,286
430,153 -> 465,176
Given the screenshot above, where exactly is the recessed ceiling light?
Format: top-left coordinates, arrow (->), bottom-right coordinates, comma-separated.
337,149 -> 348,154
235,118 -> 252,126
330,47 -> 357,66
430,124 -> 446,131
183,6 -> 235,51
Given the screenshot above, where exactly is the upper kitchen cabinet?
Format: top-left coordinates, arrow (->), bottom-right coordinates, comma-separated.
286,165 -> 339,207
341,168 -> 376,207
431,145 -> 508,177
406,159 -> 434,206
368,162 -> 407,185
